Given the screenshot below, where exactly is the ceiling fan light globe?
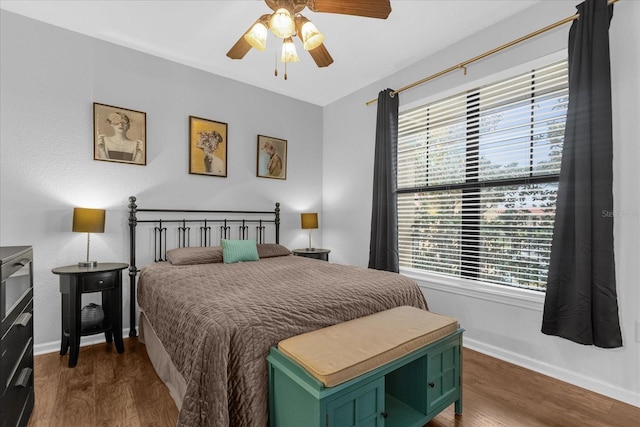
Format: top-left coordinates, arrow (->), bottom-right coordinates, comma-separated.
280,37 -> 300,63
270,8 -> 295,38
244,22 -> 268,51
301,21 -> 324,50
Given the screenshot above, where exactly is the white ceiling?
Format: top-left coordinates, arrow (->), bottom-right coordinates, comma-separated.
0,0 -> 543,106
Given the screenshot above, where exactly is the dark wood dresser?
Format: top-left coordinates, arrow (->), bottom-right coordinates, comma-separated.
1,246 -> 34,427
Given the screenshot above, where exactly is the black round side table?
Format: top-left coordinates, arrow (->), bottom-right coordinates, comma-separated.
292,248 -> 331,262
52,263 -> 127,367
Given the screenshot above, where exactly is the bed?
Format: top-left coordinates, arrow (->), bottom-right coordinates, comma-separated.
127,196 -> 428,427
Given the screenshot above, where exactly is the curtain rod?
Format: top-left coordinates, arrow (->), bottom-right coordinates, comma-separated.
366,0 -> 619,106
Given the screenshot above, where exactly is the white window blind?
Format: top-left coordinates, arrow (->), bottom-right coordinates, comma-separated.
397,61 -> 568,291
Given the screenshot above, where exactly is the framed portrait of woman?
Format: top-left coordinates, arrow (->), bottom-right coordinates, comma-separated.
257,135 -> 287,180
93,103 -> 146,165
189,116 -> 228,177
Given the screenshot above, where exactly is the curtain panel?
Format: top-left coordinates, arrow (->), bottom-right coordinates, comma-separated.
542,0 -> 622,348
368,89 -> 400,272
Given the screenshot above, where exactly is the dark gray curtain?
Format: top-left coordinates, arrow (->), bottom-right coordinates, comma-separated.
368,89 -> 399,272
542,0 -> 622,348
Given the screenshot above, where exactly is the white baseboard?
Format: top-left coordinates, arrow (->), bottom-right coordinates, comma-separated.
34,328 -> 134,356
463,337 -> 640,408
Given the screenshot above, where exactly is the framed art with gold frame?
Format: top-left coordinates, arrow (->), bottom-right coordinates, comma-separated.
93,103 -> 146,165
189,116 -> 228,177
257,135 -> 287,180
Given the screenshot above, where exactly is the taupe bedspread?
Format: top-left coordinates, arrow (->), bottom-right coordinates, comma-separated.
137,255 -> 428,427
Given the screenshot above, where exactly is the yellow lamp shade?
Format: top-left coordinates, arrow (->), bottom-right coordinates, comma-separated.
301,212 -> 318,229
72,208 -> 105,233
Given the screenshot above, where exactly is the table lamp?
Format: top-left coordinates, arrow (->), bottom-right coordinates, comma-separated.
300,212 -> 318,250
72,207 -> 105,268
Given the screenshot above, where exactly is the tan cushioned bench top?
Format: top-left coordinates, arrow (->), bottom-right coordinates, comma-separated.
277,306 -> 459,387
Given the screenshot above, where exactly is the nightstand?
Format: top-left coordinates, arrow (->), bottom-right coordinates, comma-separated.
52,263 -> 127,367
292,248 -> 331,262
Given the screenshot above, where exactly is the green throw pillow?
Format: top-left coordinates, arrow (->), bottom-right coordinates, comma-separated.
221,239 -> 260,264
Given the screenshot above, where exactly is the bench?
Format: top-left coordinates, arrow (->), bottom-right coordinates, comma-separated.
267,306 -> 463,427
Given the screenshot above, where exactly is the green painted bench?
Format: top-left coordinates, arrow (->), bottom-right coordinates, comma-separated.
267,306 -> 463,427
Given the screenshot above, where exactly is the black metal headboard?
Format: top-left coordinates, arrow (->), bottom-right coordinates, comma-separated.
127,196 -> 280,336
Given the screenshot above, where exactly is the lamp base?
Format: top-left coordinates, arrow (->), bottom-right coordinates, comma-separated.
78,261 -> 98,268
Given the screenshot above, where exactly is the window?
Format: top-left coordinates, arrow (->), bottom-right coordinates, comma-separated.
397,61 -> 568,291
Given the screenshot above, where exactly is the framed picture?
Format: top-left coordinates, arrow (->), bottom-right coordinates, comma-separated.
93,103 -> 146,165
189,116 -> 228,177
257,135 -> 287,180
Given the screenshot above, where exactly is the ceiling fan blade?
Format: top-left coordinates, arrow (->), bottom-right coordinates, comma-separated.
226,35 -> 252,60
307,0 -> 391,19
308,44 -> 334,68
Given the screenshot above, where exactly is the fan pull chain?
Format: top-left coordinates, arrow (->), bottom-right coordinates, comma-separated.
274,50 -> 278,77
284,61 -> 288,80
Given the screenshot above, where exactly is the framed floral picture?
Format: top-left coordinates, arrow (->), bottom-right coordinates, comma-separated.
257,135 -> 287,180
94,103 -> 146,165
189,116 -> 228,177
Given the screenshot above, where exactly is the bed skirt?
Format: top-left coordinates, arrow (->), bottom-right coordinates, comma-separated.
138,309 -> 187,410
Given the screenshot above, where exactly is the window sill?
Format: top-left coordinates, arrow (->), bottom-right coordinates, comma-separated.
400,267 -> 545,312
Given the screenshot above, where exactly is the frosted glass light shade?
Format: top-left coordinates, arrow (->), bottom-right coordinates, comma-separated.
280,38 -> 300,62
244,21 -> 268,51
270,8 -> 295,38
301,20 -> 324,50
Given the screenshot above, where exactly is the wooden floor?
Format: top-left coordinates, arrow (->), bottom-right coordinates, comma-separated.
27,338 -> 178,427
27,338 -> 638,427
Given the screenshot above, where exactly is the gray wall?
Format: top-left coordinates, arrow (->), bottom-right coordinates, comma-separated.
1,0 -> 638,409
322,1 -> 640,407
1,10 -> 323,352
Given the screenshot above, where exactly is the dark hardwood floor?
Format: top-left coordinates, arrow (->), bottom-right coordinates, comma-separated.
28,338 -> 177,427
27,338 -> 639,426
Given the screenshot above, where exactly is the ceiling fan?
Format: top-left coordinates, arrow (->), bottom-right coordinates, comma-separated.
226,0 -> 391,73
